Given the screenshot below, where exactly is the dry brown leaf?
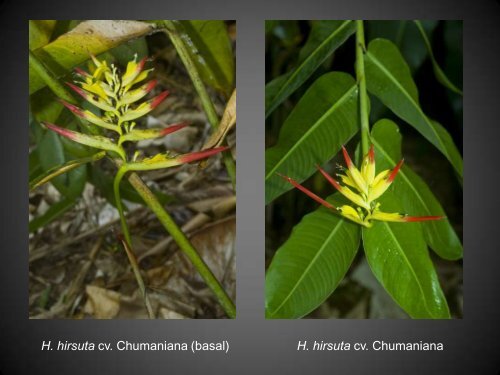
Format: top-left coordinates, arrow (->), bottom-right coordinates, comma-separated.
186,216 -> 235,284
202,89 -> 236,150
159,308 -> 189,319
84,285 -> 121,319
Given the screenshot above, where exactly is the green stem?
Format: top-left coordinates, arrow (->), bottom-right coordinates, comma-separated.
113,166 -> 155,319
119,232 -> 156,319
29,50 -> 76,104
158,20 -> 236,189
114,162 -> 236,318
114,166 -> 133,246
355,20 -> 370,156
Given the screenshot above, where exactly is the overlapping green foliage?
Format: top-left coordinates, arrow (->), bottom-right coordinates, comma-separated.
265,20 -> 462,319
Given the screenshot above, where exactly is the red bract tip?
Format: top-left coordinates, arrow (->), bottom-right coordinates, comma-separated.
65,82 -> 87,98
179,146 -> 229,164
145,79 -> 158,93
160,122 -> 189,136
137,56 -> 147,72
388,159 -> 404,183
316,164 -> 342,191
58,99 -> 85,117
404,215 -> 445,222
368,144 -> 375,163
341,145 -> 354,168
74,67 -> 89,77
42,122 -> 77,141
150,90 -> 169,109
277,173 -> 336,210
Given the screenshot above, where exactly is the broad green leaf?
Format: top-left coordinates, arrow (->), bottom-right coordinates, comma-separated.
177,21 -> 235,96
364,38 -> 463,178
51,20 -> 79,40
362,192 -> 450,319
265,20 -> 356,118
370,119 -> 462,260
265,72 -> 359,204
29,197 -> 77,233
29,20 -> 57,50
266,195 -> 361,319
30,152 -> 105,191
414,21 -> 462,95
30,20 -> 153,95
367,20 -> 438,73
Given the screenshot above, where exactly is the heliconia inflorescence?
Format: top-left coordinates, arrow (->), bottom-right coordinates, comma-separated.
279,145 -> 444,227
41,54 -> 227,168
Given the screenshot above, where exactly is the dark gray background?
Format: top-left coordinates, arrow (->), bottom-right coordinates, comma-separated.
2,0 -> 499,373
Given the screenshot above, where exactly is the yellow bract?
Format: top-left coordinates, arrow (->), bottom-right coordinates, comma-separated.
332,146 -> 403,227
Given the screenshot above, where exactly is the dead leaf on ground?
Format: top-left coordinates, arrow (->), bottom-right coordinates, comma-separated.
84,285 -> 121,319
165,216 -> 236,317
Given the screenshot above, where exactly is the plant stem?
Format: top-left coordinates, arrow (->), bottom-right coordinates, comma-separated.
29,50 -> 76,104
158,20 -> 236,189
355,20 -> 370,156
114,167 -> 133,246
119,234 -> 155,318
116,165 -> 236,318
113,167 -> 155,319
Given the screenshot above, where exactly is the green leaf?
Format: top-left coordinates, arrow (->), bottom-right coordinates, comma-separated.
29,20 -> 57,50
367,20 -> 438,73
362,191 -> 450,319
364,38 -> 463,178
370,119 -> 462,260
29,197 -> 77,233
265,20 -> 356,118
30,152 -> 105,191
177,21 -> 235,96
30,20 -> 154,95
37,130 -> 87,198
29,151 -> 42,182
30,87 -> 64,125
265,72 -> 359,204
109,37 -> 149,67
414,21 -> 462,95
30,90 -> 97,158
266,195 -> 361,319
37,130 -> 69,193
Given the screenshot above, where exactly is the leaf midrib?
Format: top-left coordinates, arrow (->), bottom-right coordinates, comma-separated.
268,216 -> 344,318
380,221 -> 435,318
266,20 -> 354,117
265,85 -> 357,182
365,50 -> 448,160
